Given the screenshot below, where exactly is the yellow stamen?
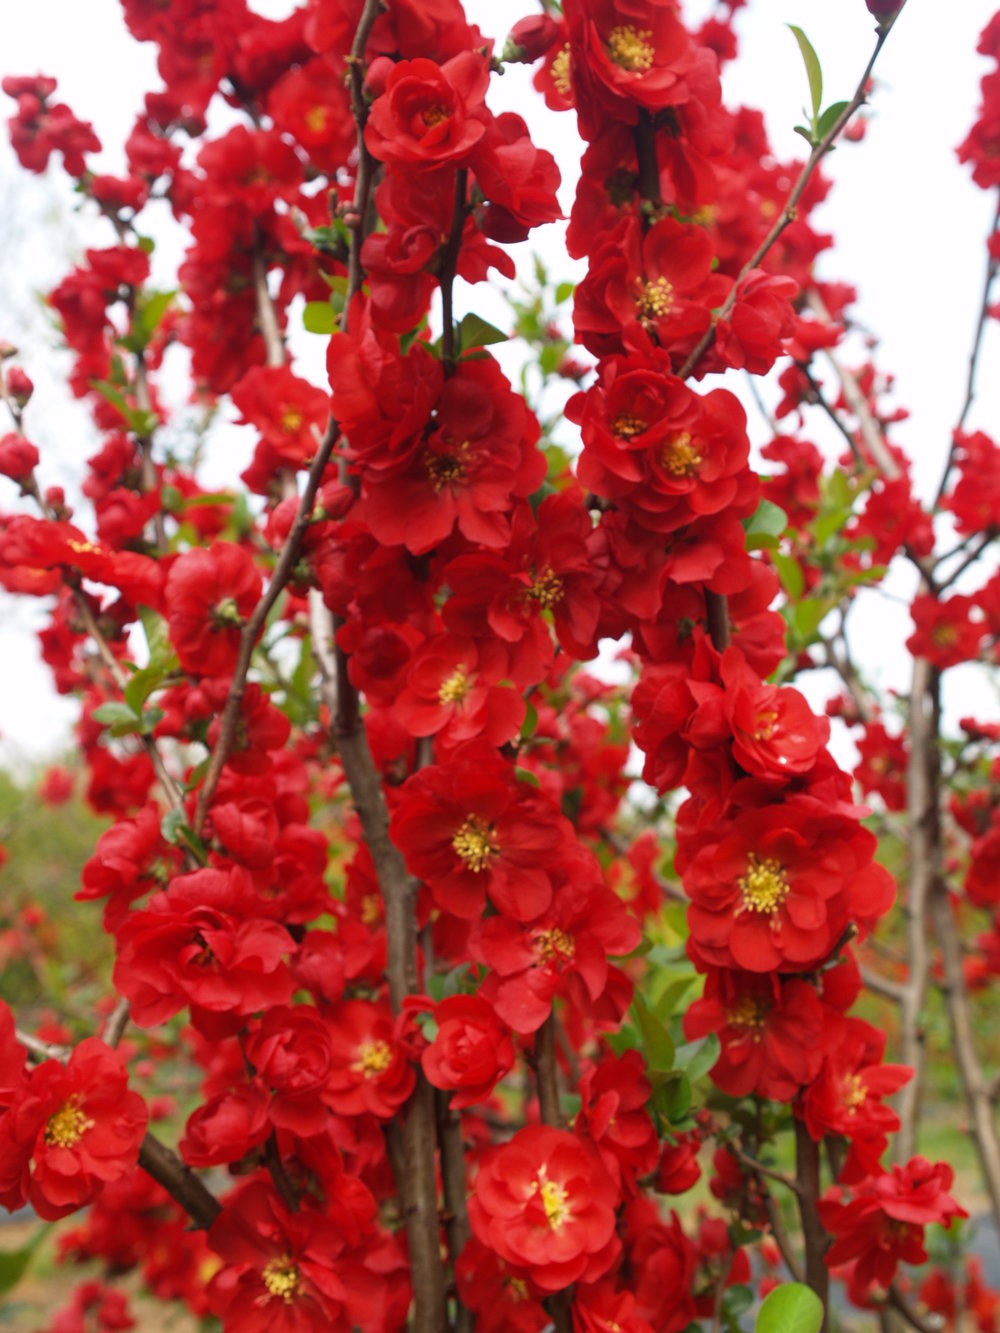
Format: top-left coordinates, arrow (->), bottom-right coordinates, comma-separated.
535,927 -> 575,965
660,432 -> 702,477
45,1095 -> 94,1149
261,1255 -> 300,1304
304,106 -> 327,134
452,816 -> 499,872
737,855 -> 790,916
613,412 -> 647,438
727,995 -> 766,1042
529,566 -> 564,609
353,1039 -> 393,1078
551,44 -> 572,97
438,666 -> 471,705
540,1177 -> 570,1229
844,1073 -> 867,1113
606,25 -> 655,73
635,276 -> 675,325
280,406 -> 303,433
422,103 -> 450,127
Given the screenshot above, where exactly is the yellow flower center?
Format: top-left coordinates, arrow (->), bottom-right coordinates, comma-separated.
727,995 -> 766,1041
635,276 -> 675,325
67,538 -> 99,555
529,566 -> 564,609
754,710 -> 778,741
422,103 -> 450,127
44,1095 -> 93,1149
606,25 -> 655,72
535,927 -> 576,965
844,1073 -> 867,1113
660,431 -> 702,477
738,855 -> 790,916
540,1177 -> 570,1229
280,405 -> 303,433
304,106 -> 328,134
452,816 -> 499,872
261,1255 -> 300,1304
508,1276 -> 530,1302
353,1038 -> 393,1078
551,44 -> 572,97
438,666 -> 471,705
425,448 -> 466,492
360,893 -> 381,926
613,412 -> 648,438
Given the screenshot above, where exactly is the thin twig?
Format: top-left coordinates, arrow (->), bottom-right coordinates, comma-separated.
763,1192 -> 805,1283
677,10 -> 906,381
887,1282 -> 944,1333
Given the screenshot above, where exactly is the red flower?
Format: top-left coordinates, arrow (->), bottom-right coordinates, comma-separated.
231,366 -> 331,469
576,1050 -> 658,1193
0,1038 -> 147,1220
468,1125 -> 621,1292
682,969 -> 831,1101
418,995 -> 515,1108
394,633 -> 525,752
324,999 -> 415,1120
819,1158 -> 966,1298
165,542 -> 262,677
906,593 -> 985,670
207,1182 -> 376,1332
364,52 -> 489,168
390,746 -> 572,921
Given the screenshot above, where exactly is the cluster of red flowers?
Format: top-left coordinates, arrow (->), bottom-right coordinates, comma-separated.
0,0 -> 991,1330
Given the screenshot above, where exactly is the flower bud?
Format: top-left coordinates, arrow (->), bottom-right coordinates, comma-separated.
6,366 -> 33,406
865,0 -> 903,16
503,15 -> 560,64
0,432 -> 39,481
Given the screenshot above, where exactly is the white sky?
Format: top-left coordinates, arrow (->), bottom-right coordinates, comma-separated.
1,0 -> 998,770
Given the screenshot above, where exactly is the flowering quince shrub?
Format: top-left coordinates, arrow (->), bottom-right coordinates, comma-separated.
3,0 -> 1000,1331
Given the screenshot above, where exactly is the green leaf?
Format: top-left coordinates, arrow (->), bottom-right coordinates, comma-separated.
303,300 -> 337,335
723,1286 -> 755,1320
816,99 -> 851,142
773,552 -> 805,601
755,1283 -> 824,1333
787,25 -> 823,125
744,499 -> 788,550
520,700 -> 538,741
632,992 -> 675,1072
457,312 -> 508,352
674,1032 -> 720,1084
813,507 -> 852,547
160,810 -> 208,864
554,281 -> 575,304
91,701 -> 141,737
123,665 -> 167,716
0,1224 -> 49,1296
139,605 -> 173,668
514,766 -> 540,789
132,288 -> 176,347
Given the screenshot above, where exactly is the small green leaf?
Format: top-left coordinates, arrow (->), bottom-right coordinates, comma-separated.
123,665 -> 167,716
520,700 -> 538,741
773,552 -> 805,600
514,766 -> 541,788
787,25 -> 823,124
139,605 -> 173,668
744,498 -> 788,550
755,1283 -> 824,1333
816,99 -> 851,142
0,1224 -> 49,1295
457,312 -> 508,352
160,810 -> 208,864
92,701 -> 140,731
554,281 -> 575,304
632,992 -> 675,1072
303,301 -> 337,335
674,1032 -> 720,1084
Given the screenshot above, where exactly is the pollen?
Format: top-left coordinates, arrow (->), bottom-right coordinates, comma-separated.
354,1038 -> 394,1078
425,449 -> 466,492
551,44 -> 572,97
843,1073 -> 867,1113
612,412 -> 647,438
452,816 -> 499,872
535,926 -> 575,965
737,855 -> 790,916
727,995 -> 766,1041
67,538 -> 99,555
606,25 -> 655,73
280,405 -> 304,433
44,1095 -> 94,1149
304,106 -> 328,134
540,1177 -> 570,1229
660,432 -> 702,477
422,103 -> 451,127
753,709 -> 778,740
529,566 -> 564,609
635,276 -> 675,325
438,666 -> 471,705
360,893 -> 381,926
508,1276 -> 530,1302
261,1255 -> 301,1303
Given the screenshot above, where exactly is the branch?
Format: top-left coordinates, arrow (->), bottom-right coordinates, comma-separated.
894,659 -> 938,1163
192,416 -> 339,835
437,1091 -> 473,1333
859,964 -> 906,1004
252,245 -> 286,368
931,884 -> 1000,1231
932,191 -> 1000,508
441,168 -> 469,368
794,1118 -> 830,1328
728,1144 -> 801,1197
763,1192 -> 805,1284
677,13 -> 905,382
887,1283 -> 944,1333
137,1132 -> 222,1230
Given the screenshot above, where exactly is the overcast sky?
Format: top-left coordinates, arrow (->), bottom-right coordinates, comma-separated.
1,0 -> 998,772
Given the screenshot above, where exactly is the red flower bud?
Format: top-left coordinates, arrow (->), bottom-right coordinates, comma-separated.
0,432 -> 39,481
505,15 -> 561,63
5,366 -> 33,406
865,0 -> 902,15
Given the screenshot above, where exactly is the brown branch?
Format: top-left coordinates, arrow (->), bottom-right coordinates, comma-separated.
887,1282 -> 944,1333
763,1192 -> 805,1284
138,1132 -> 222,1230
894,659 -> 938,1163
859,964 -> 906,1004
533,1013 -> 565,1130
794,1118 -> 830,1328
932,191 -> 1000,508
252,246 -> 286,368
15,1029 -> 71,1063
441,168 -> 469,369
677,15 -> 905,382
104,996 -> 131,1049
438,1091 -> 473,1333
931,884 -> 1000,1231
728,1144 -> 801,1196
